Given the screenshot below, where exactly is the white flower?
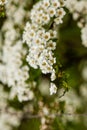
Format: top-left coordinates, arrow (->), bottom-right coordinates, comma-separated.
18,88 -> 34,102
27,55 -> 38,69
0,0 -> 7,5
54,17 -> 63,25
49,30 -> 57,38
43,14 -> 50,24
51,0 -> 60,9
42,0 -> 50,9
34,36 -> 42,45
51,69 -> 56,81
43,32 -> 51,41
48,7 -> 56,17
56,8 -> 65,18
43,106 -> 49,115
47,40 -> 56,50
50,83 -> 57,95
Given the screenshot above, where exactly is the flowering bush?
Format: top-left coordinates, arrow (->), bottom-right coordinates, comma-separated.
0,0 -> 87,130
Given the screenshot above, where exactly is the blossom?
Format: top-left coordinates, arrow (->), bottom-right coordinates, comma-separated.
30,0 -> 65,26
23,24 -> 57,75
0,0 -> 35,102
50,83 -> 57,95
23,0 -> 66,95
0,84 -> 22,130
0,0 -> 7,5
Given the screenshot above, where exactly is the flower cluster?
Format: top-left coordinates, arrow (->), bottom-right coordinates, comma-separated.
0,84 -> 22,130
66,0 -> 87,47
30,0 -> 65,26
23,23 -> 57,77
23,0 -> 66,95
0,0 -> 35,102
0,0 -> 7,5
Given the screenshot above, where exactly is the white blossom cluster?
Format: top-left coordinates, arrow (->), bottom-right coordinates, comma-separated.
30,0 -> 65,26
23,0 -> 66,95
66,0 -> 87,47
0,0 -> 7,5
0,0 -> 35,102
23,23 -> 57,77
0,84 -> 22,130
5,0 -> 27,24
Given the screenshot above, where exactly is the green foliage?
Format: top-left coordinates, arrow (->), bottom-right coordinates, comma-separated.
19,119 -> 40,130
0,6 -> 5,17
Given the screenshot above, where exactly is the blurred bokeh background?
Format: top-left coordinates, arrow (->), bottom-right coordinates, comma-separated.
0,0 -> 87,130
